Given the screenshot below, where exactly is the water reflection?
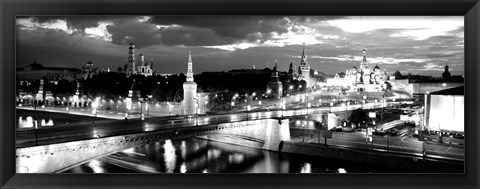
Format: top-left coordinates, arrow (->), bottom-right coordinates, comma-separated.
62,137 -> 401,173
17,116 -> 54,128
163,140 -> 177,173
300,163 -> 312,173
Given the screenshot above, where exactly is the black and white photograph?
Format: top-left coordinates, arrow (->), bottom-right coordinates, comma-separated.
15,16 -> 464,173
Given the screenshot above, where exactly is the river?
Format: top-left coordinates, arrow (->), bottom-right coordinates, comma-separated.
62,137 -> 405,173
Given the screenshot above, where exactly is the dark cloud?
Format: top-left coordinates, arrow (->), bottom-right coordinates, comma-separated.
149,16 -> 289,40
15,16 -> 464,77
16,26 -> 125,68
106,17 -> 161,48
158,26 -> 236,46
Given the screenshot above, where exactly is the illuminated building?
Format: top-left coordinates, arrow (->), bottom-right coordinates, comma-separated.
126,79 -> 141,111
326,49 -> 390,92
35,79 -> 45,101
136,54 -> 154,77
123,43 -> 155,77
294,46 -> 312,87
423,86 -> 464,133
183,51 -> 198,115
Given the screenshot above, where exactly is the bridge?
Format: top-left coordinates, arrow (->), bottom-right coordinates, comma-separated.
16,118 -> 290,173
15,99 -> 463,173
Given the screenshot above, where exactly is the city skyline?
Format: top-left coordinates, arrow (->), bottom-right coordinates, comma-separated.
16,16 -> 464,77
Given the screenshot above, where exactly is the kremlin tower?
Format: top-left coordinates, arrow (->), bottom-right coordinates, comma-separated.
183,51 -> 198,115
298,46 -> 311,87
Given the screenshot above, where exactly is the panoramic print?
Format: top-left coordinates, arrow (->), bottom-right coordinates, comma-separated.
15,16 -> 464,173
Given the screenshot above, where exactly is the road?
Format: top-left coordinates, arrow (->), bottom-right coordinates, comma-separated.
15,102 -> 390,148
290,127 -> 464,161
16,101 -> 390,146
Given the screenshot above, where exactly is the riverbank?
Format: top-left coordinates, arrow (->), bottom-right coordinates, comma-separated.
197,135 -> 463,173
282,141 -> 463,173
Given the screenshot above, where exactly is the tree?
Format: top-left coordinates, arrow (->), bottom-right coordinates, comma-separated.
348,108 -> 369,126
151,87 -> 167,101
174,89 -> 183,102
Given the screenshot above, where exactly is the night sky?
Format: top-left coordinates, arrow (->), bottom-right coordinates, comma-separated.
16,16 -> 464,77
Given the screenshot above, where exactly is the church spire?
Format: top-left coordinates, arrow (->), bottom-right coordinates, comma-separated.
186,51 -> 194,82
274,60 -> 278,72
360,48 -> 368,70
362,49 -> 367,63
301,45 -> 308,65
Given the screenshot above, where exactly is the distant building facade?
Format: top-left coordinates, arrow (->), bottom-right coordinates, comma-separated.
123,43 -> 155,77
81,60 -> 99,79
17,60 -> 82,82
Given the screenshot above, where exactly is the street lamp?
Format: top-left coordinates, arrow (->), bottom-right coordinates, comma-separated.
302,121 -> 306,142
138,101 -> 144,120
92,98 -> 99,124
305,95 -> 309,115
167,102 -> 173,116
258,100 -> 262,110
307,102 -> 311,115
247,105 -> 251,121
146,103 -> 149,119
251,92 -> 256,107
363,95 -> 367,108
387,131 -> 390,152
34,118 -> 39,146
194,97 -> 199,126
33,100 -> 38,127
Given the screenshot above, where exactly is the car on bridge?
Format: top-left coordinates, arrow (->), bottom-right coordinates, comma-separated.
387,128 -> 399,136
330,126 -> 343,132
373,129 -> 387,136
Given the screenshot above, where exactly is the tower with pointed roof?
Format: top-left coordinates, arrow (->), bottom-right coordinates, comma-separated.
359,49 -> 368,70
183,51 -> 198,115
267,64 -> 283,98
299,46 -> 311,87
35,79 -> 45,101
82,59 -> 97,79
73,81 -> 84,108
442,65 -> 451,81
126,79 -> 141,112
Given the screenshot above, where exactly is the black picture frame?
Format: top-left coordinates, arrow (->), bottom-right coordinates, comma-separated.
1,0 -> 479,188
